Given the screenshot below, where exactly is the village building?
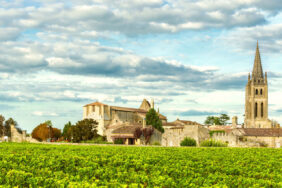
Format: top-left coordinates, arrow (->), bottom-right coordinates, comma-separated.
162,119 -> 209,146
83,99 -> 209,146
83,99 -> 167,143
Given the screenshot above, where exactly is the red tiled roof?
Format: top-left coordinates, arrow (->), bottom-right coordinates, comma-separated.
111,106 -> 167,120
241,128 -> 282,137
112,125 -> 142,134
163,122 -> 178,126
111,106 -> 147,113
174,119 -> 203,126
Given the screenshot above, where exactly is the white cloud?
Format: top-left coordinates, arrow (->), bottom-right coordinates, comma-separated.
32,111 -> 59,117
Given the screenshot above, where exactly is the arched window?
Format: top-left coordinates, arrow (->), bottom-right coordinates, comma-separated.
261,103 -> 263,117
256,89 -> 258,95
260,89 -> 263,95
255,102 -> 258,118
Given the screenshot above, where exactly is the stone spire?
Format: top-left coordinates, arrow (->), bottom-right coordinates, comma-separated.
252,41 -> 264,80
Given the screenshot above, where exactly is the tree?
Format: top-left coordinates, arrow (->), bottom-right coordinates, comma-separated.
70,119 -> 98,142
204,114 -> 230,125
0,115 -> 5,137
31,122 -> 61,141
62,121 -> 72,139
4,118 -> 21,137
219,114 -> 230,125
52,128 -> 62,140
146,108 -> 164,133
142,126 -> 154,145
204,116 -> 221,125
44,120 -> 53,127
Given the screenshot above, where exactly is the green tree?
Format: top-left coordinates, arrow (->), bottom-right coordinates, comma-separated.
146,108 -> 164,133
205,114 -> 230,125
0,115 -> 5,137
62,121 -> 72,140
70,119 -> 98,142
204,116 -> 221,125
219,114 -> 230,125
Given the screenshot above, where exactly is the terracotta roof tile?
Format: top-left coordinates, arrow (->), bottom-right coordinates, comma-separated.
112,124 -> 143,134
241,128 -> 282,137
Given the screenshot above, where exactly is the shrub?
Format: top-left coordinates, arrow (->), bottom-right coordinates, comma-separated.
152,142 -> 161,146
114,138 -> 124,144
200,139 -> 228,147
180,137 -> 197,147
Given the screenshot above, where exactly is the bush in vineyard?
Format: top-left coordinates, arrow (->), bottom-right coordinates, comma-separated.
180,137 -> 196,146
200,139 -> 227,147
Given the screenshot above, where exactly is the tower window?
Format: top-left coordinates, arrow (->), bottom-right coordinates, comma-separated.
260,89 -> 263,95
255,102 -> 258,118
261,103 -> 263,118
255,89 -> 258,95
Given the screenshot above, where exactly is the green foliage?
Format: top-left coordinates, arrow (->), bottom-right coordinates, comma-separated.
146,108 -> 164,133
180,137 -> 197,146
0,143 -> 281,187
114,138 -> 124,144
44,120 -> 53,127
152,142 -> 161,146
0,114 -> 4,137
62,121 -> 72,139
70,119 -> 99,143
204,114 -> 230,125
81,136 -> 112,144
209,130 -> 225,137
200,139 -> 228,147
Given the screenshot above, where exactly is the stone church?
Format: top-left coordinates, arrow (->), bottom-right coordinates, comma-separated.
211,42 -> 281,148
244,42 -> 272,128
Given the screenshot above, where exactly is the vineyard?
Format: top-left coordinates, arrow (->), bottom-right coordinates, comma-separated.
0,143 -> 281,187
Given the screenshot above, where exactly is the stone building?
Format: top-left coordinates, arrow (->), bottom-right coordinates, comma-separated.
211,42 -> 282,148
211,128 -> 282,148
162,119 -> 209,146
244,42 -> 272,128
83,99 -> 167,136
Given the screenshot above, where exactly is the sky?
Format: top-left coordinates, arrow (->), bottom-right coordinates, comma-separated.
1,0 -> 282,132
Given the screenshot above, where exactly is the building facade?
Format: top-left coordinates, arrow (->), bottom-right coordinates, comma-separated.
83,99 -> 167,136
244,42 -> 272,128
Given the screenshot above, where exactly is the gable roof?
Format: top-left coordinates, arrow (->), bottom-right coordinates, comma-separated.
84,101 -> 105,107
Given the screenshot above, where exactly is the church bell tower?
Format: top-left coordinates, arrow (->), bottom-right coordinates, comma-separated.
244,42 -> 271,128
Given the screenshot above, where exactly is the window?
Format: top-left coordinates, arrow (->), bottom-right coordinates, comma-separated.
255,102 -> 258,118
256,89 -> 258,95
261,103 -> 263,117
260,89 -> 263,95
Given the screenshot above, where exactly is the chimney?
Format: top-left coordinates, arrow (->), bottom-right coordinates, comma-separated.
151,99 -> 154,109
232,116 -> 238,128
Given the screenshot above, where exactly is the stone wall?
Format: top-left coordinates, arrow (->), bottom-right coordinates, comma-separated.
10,124 -> 38,143
162,125 -> 209,146
211,132 -> 238,147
